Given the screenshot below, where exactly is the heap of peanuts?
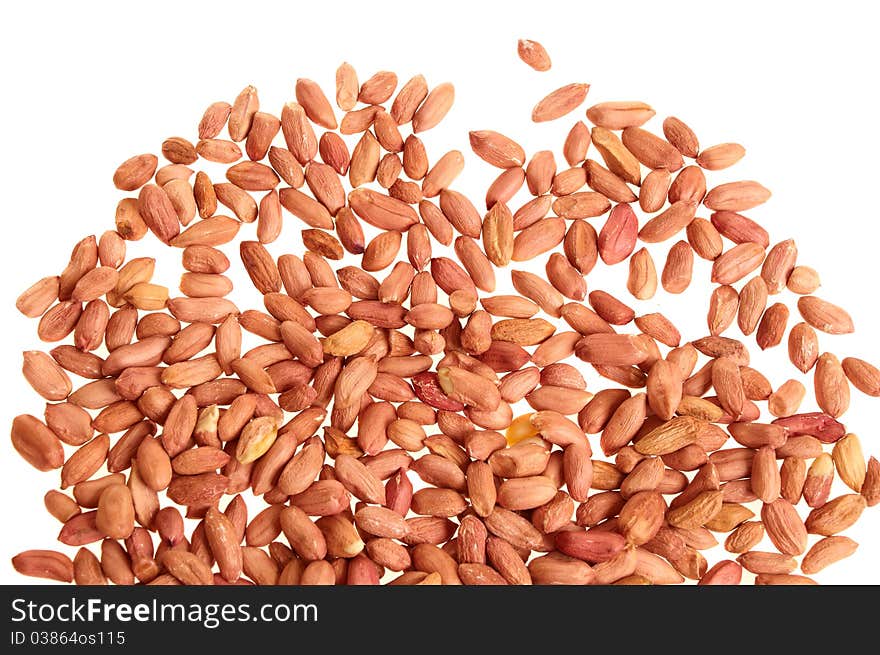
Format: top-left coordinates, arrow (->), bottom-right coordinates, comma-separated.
10,41 -> 880,585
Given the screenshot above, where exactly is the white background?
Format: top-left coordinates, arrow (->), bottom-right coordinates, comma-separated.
1,0 -> 879,584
